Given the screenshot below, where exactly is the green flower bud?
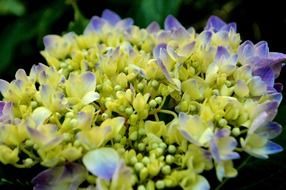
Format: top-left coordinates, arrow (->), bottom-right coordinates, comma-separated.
138,128 -> 145,136
155,147 -> 164,156
70,118 -> 78,127
125,107 -> 133,115
137,185 -> 146,190
146,180 -> 155,190
166,155 -> 174,164
130,131 -> 138,141
149,99 -> 157,108
23,158 -> 34,167
161,165 -> 171,175
30,101 -> 38,109
155,97 -> 162,104
218,118 -> 227,127
139,167 -> 149,181
135,162 -> 144,172
138,143 -> 146,151
151,143 -> 158,150
142,157 -> 150,165
66,111 -> 74,118
155,180 -> 165,189
114,84 -> 122,91
147,160 -> 161,176
168,145 -> 177,154
130,156 -> 138,165
138,83 -> 144,91
96,84 -> 102,91
159,142 -> 167,149
25,140 -> 33,147
164,179 -> 174,187
137,153 -> 143,161
129,114 -> 138,125
232,127 -> 241,136
151,80 -> 159,88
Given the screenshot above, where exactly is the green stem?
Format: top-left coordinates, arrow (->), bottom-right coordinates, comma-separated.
20,145 -> 38,160
215,156 -> 251,190
158,109 -> 178,120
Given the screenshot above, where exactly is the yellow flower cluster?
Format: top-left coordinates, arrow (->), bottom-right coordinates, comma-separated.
0,9 -> 285,190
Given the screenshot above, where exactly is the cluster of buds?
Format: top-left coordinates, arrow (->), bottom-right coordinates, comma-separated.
0,9 -> 285,190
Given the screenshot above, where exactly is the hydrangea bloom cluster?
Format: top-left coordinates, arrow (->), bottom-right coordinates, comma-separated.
0,10 -> 285,190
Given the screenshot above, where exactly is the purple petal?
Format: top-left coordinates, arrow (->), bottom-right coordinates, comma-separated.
84,16 -> 106,34
251,141 -> 283,158
221,22 -> 237,32
83,148 -> 120,180
216,46 -> 230,60
205,16 -> 226,32
255,41 -> 269,58
269,52 -> 286,77
256,122 -> 282,139
253,67 -> 274,87
261,101 -> 279,120
156,59 -> 172,82
263,141 -> 283,155
210,139 -> 220,161
268,92 -> 283,104
0,101 -> 12,122
172,27 -> 189,41
249,112 -> 269,134
238,40 -> 254,58
157,31 -> 171,43
101,9 -> 121,25
153,44 -> 167,59
27,126 -> 47,142
199,31 -> 212,47
164,15 -> 184,31
147,21 -> 160,33
215,128 -> 230,138
273,83 -> 283,92
180,42 -> 196,57
116,18 -> 134,29
0,102 -> 4,116
32,163 -> 87,190
222,152 -> 240,160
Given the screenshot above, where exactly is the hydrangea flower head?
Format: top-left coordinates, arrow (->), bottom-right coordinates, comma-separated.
0,9 -> 285,190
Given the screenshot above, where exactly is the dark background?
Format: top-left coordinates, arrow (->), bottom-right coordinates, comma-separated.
1,0 -> 286,189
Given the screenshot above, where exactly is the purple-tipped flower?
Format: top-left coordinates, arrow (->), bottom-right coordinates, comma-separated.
32,163 -> 87,190
205,16 -> 237,32
241,112 -> 283,159
238,40 -> 286,79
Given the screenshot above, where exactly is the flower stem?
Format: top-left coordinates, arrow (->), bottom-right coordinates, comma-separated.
215,156 -> 251,190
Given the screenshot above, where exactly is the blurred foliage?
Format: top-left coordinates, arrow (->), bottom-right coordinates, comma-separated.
0,0 -> 25,16
0,0 -> 286,189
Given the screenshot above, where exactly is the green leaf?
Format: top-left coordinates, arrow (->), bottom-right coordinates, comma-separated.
0,1 -> 67,73
133,0 -> 183,27
0,0 -> 25,16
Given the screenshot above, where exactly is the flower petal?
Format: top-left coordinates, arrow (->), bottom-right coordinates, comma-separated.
255,41 -> 269,58
0,79 -> 9,97
83,148 -> 120,180
32,107 -> 52,126
164,15 -> 184,31
205,16 -> 226,32
32,163 -> 87,190
82,91 -> 100,105
147,21 -> 160,33
84,16 -> 106,34
253,67 -> 274,87
102,9 -> 121,25
256,122 -> 282,139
